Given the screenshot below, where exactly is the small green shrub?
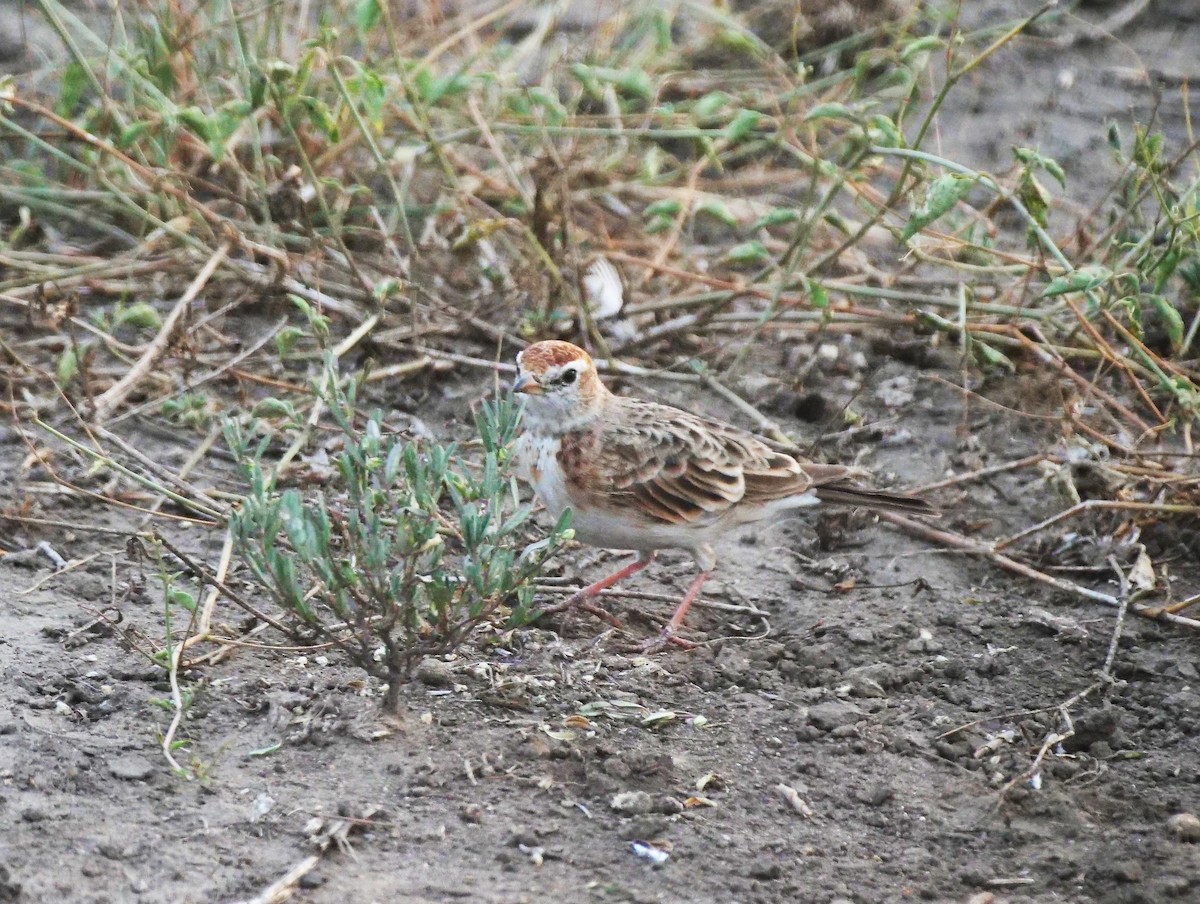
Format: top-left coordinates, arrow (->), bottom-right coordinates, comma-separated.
225,363 -> 570,711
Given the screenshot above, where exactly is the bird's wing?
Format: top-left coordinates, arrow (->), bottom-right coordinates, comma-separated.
564,399 -> 856,527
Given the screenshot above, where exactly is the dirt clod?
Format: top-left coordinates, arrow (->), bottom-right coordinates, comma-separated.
746,859 -> 783,880
107,755 -> 155,782
807,700 -> 864,731
611,791 -> 656,815
460,804 -> 484,824
621,816 -> 672,840
1110,860 -> 1144,883
610,791 -> 682,816
847,627 -> 875,645
0,864 -> 20,903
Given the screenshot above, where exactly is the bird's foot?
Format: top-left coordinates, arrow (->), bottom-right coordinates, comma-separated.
630,626 -> 698,654
625,568 -> 711,652
538,589 -> 623,628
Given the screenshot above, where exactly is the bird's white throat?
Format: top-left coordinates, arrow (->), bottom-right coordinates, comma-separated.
519,394 -> 599,436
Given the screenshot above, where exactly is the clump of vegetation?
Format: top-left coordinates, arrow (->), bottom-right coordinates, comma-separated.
225,363 -> 571,711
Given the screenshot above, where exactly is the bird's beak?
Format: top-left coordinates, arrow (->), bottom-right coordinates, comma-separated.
512,373 -> 542,395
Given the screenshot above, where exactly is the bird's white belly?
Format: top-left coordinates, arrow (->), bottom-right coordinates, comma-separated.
570,505 -> 686,552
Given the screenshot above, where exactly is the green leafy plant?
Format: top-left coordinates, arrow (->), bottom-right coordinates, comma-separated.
225,362 -> 570,711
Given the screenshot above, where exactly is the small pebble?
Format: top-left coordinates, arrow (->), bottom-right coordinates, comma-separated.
1167,812 -> 1200,843
875,375 -> 915,409
747,860 -> 783,880
88,700 -> 116,721
97,843 -> 127,861
1112,860 -> 1143,883
415,657 -> 453,688
847,627 -> 874,646
864,784 -> 894,807
611,791 -> 656,815
508,830 -> 539,848
252,793 -> 275,820
459,804 -> 484,824
905,635 -> 943,654
298,872 -> 326,889
655,795 -> 683,815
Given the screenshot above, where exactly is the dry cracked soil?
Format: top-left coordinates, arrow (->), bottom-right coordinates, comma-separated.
4,361 -> 1200,904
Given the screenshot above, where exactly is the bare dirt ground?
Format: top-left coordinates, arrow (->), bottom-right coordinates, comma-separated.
3,3 -> 1200,904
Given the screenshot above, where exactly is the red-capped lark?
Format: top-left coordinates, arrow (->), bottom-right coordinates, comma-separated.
513,340 -> 934,650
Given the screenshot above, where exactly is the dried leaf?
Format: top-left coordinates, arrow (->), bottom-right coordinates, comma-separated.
583,258 -> 624,319
540,725 -> 577,742
901,173 -> 977,241
774,783 -> 815,818
641,710 -> 676,726
1128,548 -> 1156,592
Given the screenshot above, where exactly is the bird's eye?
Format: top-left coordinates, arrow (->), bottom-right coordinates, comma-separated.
559,368 -> 577,385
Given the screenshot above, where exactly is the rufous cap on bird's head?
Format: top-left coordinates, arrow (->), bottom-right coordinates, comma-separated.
513,340 -> 606,431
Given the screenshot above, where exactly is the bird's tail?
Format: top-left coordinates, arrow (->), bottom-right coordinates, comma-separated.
814,485 -> 938,516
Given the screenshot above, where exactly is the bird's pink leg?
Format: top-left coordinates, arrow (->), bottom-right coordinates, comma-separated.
576,555 -> 654,600
638,569 -> 712,652
541,553 -> 655,627
668,569 -> 712,633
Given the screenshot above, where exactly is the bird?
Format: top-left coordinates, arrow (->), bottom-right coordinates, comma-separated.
512,339 -> 935,650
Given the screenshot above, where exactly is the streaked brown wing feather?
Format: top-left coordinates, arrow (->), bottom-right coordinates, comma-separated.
554,396 -> 934,525
632,478 -> 697,521
578,400 -> 821,526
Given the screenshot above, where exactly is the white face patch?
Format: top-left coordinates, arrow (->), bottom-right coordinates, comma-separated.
516,361 -> 598,435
